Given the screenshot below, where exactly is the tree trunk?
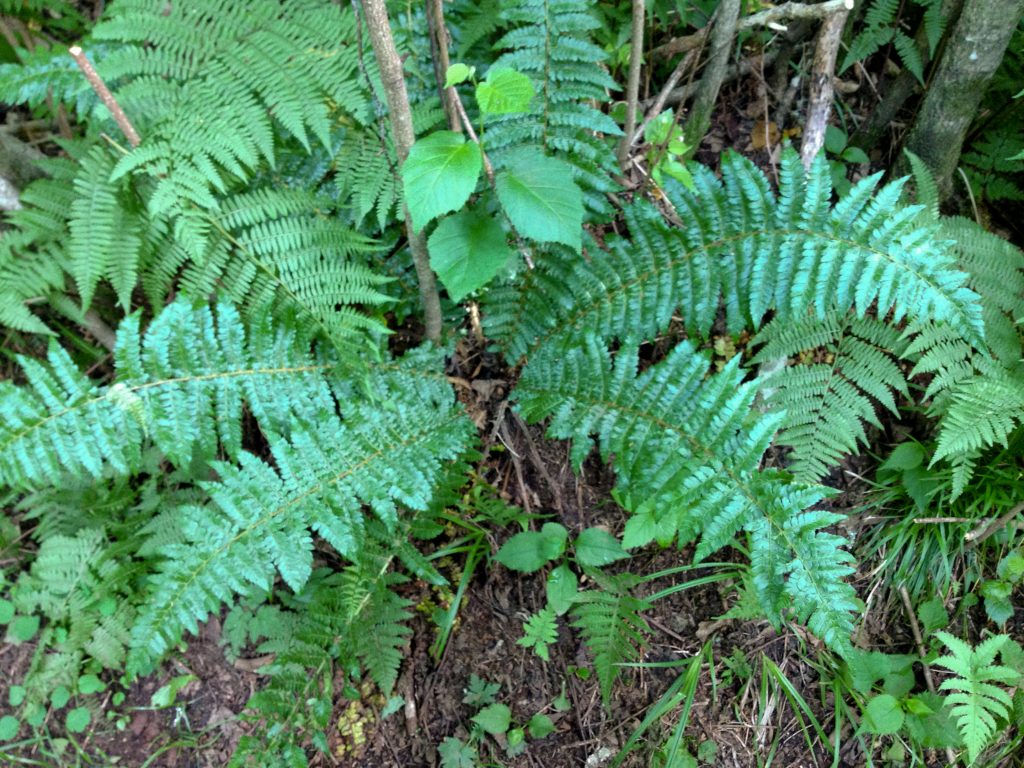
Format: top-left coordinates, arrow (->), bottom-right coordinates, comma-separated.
683,0 -> 741,151
362,0 -> 443,343
902,0 -> 1024,198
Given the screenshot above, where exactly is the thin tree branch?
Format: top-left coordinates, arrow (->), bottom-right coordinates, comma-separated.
68,45 -> 140,149
361,0 -> 443,342
618,0 -> 646,171
800,6 -> 849,169
427,0 -> 460,132
652,0 -> 854,60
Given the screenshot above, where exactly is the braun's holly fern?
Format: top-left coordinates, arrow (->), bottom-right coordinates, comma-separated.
0,299 -> 334,488
753,314 -> 909,481
934,632 -> 1022,763
515,337 -> 860,652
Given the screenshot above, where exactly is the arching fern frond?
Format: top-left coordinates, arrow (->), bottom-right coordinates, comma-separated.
485,149 -> 983,362
514,336 -> 859,651
753,314 -> 909,482
127,356 -> 474,672
0,299 -> 335,489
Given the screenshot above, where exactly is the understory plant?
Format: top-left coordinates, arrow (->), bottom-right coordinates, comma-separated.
0,0 -> 1021,765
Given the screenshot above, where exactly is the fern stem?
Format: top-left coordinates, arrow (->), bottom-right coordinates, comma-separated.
617,0 -> 646,172
68,46 -> 141,149
361,0 -> 443,342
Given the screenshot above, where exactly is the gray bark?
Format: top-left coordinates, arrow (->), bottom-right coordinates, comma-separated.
683,0 -> 741,151
902,0 -> 1024,198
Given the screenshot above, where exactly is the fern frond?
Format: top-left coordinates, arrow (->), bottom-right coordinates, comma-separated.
486,149 -> 983,362
515,336 -> 859,650
753,314 -> 909,481
91,0 -> 368,212
484,0 -> 621,212
0,299 -> 335,488
127,354 -> 473,672
934,632 -> 1021,763
570,572 -> 650,704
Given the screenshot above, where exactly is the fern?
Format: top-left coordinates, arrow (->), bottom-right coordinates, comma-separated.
484,0 -> 621,212
92,0 -> 368,213
0,299 -> 336,489
485,149 -> 983,363
570,572 -> 651,704
515,337 -> 861,651
230,555 -> 413,766
841,0 -> 945,83
753,314 -> 910,482
127,349 -> 474,672
934,632 -> 1022,763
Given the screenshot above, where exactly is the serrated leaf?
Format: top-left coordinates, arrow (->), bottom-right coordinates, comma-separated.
402,131 -> 482,231
10,615 -> 39,642
472,703 -> 511,735
574,527 -> 628,567
476,68 -> 534,115
863,694 -> 905,735
429,208 -> 513,301
496,524 -> 567,572
917,598 -> 949,634
495,148 -> 583,252
0,600 -> 12,624
65,707 -> 91,734
527,713 -> 555,739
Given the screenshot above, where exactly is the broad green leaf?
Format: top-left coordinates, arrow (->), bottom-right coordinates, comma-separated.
527,713 -> 555,739
438,737 -> 477,768
65,707 -> 91,734
863,694 -> 905,735
8,685 -> 25,707
495,148 -> 583,252
51,686 -> 71,709
574,527 -> 628,567
0,599 -> 13,624
917,598 -> 949,634
402,132 -> 482,232
150,674 -> 197,708
77,674 -> 106,695
10,615 -> 39,642
881,442 -> 925,472
445,63 -> 475,88
0,715 -> 19,742
472,703 -> 511,735
428,208 -> 513,301
497,523 -> 567,572
546,563 -> 578,615
476,69 -> 534,116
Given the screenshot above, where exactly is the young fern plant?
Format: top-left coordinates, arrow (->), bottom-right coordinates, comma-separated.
934,632 -> 1022,764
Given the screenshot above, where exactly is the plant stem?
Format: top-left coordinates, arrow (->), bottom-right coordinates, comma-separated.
69,46 -> 141,149
362,0 -> 443,343
617,0 -> 646,172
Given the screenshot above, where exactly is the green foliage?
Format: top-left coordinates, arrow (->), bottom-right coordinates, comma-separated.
753,314 -> 909,482
495,148 -> 584,251
842,0 -> 946,83
402,131 -> 483,232
0,300 -> 335,488
518,607 -> 559,660
570,571 -> 651,704
934,632 -> 1022,763
484,0 -> 621,212
428,209 -> 514,301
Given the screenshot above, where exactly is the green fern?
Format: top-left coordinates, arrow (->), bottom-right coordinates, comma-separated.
93,0 -> 367,213
934,632 -> 1021,763
0,299 -> 336,488
753,314 -> 909,481
515,337 -> 861,651
841,0 -> 946,83
484,0 -> 621,212
127,349 -> 474,672
570,571 -> 651,704
485,149 -> 983,363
